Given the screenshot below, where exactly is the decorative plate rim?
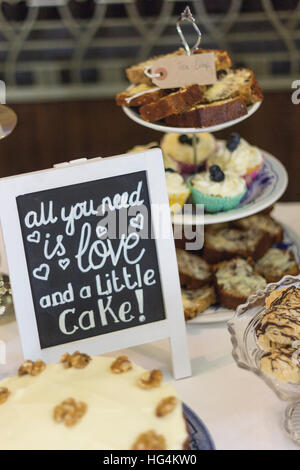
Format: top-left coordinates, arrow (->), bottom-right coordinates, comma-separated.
183,402 -> 215,450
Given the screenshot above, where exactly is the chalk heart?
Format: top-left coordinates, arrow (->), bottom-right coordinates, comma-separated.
58,258 -> 70,271
130,213 -> 144,231
96,224 -> 107,238
27,231 -> 40,244
33,264 -> 50,281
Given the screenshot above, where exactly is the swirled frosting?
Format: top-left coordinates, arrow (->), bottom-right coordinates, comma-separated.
191,170 -> 246,197
165,172 -> 189,195
161,133 -> 216,165
208,138 -> 263,176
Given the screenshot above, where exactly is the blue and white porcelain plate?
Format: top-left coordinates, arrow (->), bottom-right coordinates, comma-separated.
183,403 -> 215,450
188,224 -> 300,324
172,151 -> 288,226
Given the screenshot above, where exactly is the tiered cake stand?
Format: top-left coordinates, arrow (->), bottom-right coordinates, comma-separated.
122,102 -> 291,324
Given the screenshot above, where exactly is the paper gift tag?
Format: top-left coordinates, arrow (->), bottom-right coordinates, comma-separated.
150,52 -> 217,89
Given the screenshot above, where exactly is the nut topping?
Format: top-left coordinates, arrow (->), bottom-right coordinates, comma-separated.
137,369 -> 163,389
18,359 -> 46,376
110,356 -> 132,374
132,430 -> 166,450
53,398 -> 87,427
60,351 -> 91,369
0,387 -> 10,404
155,396 -> 178,417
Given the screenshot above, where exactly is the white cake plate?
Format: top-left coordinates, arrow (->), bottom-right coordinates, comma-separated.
122,101 -> 261,134
172,150 -> 288,226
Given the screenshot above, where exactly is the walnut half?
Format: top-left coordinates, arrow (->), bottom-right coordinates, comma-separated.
137,369 -> 163,389
60,351 -> 91,369
110,356 -> 132,374
132,430 -> 166,450
18,359 -> 46,376
53,398 -> 87,427
0,387 -> 10,404
156,396 -> 178,417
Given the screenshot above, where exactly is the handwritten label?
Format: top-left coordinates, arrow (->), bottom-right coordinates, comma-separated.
16,171 -> 166,349
151,52 -> 216,89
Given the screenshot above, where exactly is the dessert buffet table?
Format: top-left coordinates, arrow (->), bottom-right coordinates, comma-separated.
0,202 -> 299,451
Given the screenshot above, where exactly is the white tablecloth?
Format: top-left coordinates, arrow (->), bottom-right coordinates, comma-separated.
0,202 -> 299,450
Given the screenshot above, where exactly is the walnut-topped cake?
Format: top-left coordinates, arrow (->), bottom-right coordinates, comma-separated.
0,353 -> 189,450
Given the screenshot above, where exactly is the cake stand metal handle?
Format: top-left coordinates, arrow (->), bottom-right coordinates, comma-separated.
177,8 -> 202,172
176,6 -> 201,56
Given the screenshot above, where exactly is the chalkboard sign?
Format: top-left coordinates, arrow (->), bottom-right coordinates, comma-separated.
16,170 -> 165,348
0,150 -> 191,379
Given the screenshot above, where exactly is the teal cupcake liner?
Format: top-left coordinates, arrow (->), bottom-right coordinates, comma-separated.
187,177 -> 247,213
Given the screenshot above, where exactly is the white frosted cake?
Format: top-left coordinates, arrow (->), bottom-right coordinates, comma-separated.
0,352 -> 188,450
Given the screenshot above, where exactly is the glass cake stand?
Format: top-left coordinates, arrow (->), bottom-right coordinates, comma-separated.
228,274 -> 300,446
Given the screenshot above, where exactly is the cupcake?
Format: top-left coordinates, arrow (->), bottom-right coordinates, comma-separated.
187,165 -> 247,213
207,133 -> 264,187
161,132 -> 216,174
127,142 -> 159,153
165,169 -> 190,214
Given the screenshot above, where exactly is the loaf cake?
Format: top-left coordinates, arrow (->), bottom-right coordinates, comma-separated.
182,285 -> 216,320
126,48 -> 232,86
0,353 -> 189,450
116,84 -> 167,107
165,97 -> 248,128
176,248 -> 212,288
139,85 -> 205,122
213,257 -> 267,309
233,214 -> 283,245
255,248 -> 299,283
204,227 -> 271,264
203,68 -> 263,106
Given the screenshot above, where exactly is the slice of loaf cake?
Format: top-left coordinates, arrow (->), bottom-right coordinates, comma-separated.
165,97 -> 248,128
139,85 -> 205,122
213,257 -> 267,309
204,227 -> 271,264
203,68 -> 263,106
116,84 -> 167,107
176,248 -> 212,288
233,214 -> 283,245
182,285 -> 216,320
255,248 -> 299,283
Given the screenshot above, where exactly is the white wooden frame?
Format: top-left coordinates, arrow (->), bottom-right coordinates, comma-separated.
0,149 -> 191,379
